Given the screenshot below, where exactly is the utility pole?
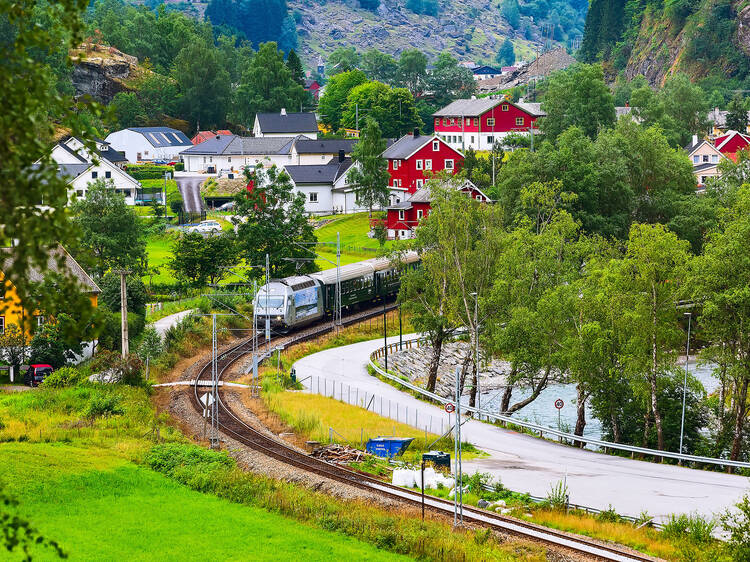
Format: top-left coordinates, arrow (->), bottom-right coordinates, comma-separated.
265,253 -> 270,353
113,269 -> 130,357
679,312 -> 692,462
211,313 -> 219,449
356,103 -> 359,134
453,365 -> 463,525
336,232 -> 341,334
383,298 -> 388,373
472,292 -> 479,420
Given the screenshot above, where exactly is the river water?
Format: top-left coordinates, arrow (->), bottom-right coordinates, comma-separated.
472,360 -> 719,440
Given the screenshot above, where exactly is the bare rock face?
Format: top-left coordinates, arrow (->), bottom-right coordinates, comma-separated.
70,44 -> 139,103
737,4 -> 750,58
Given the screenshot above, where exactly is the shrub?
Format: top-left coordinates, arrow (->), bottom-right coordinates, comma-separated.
42,366 -> 86,388
83,391 -> 124,420
90,350 -> 144,385
596,505 -> 620,523
546,479 -> 569,510
721,495 -> 750,560
125,164 -> 174,180
663,513 -> 716,544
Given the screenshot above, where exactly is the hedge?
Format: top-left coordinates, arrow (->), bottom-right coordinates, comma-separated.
126,164 -> 175,180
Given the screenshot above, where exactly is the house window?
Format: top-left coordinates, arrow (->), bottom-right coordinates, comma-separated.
432,140 -> 439,151
209,156 -> 213,162
449,118 -> 455,125
470,136 -> 475,143
105,171 -> 111,179
91,171 -> 98,179
425,159 -> 432,170
398,210 -> 405,220
515,117 -> 524,126
393,159 -> 399,170
435,118 -> 440,127
228,156 -> 232,162
0,316 -> 4,334
443,118 -> 448,126
417,209 -> 423,219
393,179 -> 400,188
0,282 -> 5,300
76,190 -> 84,197
416,159 -> 423,170
137,152 -> 142,160
473,118 -> 479,126
445,159 -> 454,170
309,192 -> 318,203
416,179 -> 424,188
702,155 -> 709,163
712,155 -> 718,163
487,136 -> 494,145
35,315 -> 45,327
701,176 -> 709,184
502,105 -> 509,111
693,155 -> 700,164
203,157 -> 207,163
487,118 -> 495,127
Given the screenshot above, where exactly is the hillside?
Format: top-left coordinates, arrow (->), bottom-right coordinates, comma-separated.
581,0 -> 750,87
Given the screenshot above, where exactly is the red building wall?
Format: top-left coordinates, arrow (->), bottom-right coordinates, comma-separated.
433,102 -> 540,136
387,137 -> 463,194
716,134 -> 750,158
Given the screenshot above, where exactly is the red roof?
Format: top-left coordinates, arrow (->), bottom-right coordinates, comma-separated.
191,130 -> 232,146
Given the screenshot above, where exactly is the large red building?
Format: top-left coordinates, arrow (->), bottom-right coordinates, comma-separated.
385,180 -> 491,240
382,131 -> 464,196
433,97 -> 544,152
715,130 -> 750,161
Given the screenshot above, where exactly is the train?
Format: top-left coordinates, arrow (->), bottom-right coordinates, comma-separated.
253,252 -> 420,331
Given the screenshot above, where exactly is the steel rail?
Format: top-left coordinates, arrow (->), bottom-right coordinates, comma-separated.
369,338 -> 750,470
185,308 -> 656,562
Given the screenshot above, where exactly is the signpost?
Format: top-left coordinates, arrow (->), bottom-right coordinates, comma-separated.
445,402 -> 455,414
555,399 -> 564,443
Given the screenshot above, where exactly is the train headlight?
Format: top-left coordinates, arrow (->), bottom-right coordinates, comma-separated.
276,316 -> 281,321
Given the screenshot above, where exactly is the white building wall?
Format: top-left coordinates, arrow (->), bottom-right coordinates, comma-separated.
105,130 -> 191,163
182,153 -> 293,173
294,183 -> 334,214
68,161 -> 140,205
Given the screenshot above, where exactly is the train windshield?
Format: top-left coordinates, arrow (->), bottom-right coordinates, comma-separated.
257,296 -> 285,309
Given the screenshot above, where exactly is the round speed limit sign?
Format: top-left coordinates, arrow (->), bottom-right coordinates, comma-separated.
554,399 -> 564,410
445,402 -> 456,414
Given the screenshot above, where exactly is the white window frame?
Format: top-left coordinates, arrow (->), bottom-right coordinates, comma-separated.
693,155 -> 699,163
416,179 -> 424,188
487,136 -> 494,145
393,179 -> 400,188
424,159 -> 432,170
445,159 -> 454,170
105,171 -> 111,179
398,210 -> 405,220
712,154 -> 718,163
702,155 -> 709,163
416,159 -> 423,170
0,315 -> 4,334
91,171 -> 98,179
35,315 -> 45,327
432,141 -> 439,151
309,192 -> 318,203
417,209 -> 423,219
393,159 -> 399,170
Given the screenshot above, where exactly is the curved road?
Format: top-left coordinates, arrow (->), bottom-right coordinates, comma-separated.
176,175 -> 206,214
293,335 -> 750,522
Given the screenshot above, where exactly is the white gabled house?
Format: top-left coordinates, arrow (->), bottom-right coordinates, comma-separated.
105,127 -> 193,163
253,109 -> 319,139
179,134 -> 303,173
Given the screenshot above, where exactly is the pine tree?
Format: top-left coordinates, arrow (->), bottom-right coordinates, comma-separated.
347,117 -> 390,216
286,49 -> 305,86
496,39 -> 515,66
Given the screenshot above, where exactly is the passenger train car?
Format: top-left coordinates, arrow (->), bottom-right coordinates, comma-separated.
253,252 -> 420,330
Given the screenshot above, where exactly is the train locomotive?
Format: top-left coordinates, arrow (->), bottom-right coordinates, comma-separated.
253,252 -> 419,331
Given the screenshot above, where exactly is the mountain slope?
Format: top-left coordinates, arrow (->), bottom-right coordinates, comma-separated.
582,0 -> 750,87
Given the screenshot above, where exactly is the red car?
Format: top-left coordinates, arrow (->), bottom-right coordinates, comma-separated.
24,364 -> 53,387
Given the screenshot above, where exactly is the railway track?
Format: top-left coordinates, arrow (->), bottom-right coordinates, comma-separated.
187,306 -> 657,562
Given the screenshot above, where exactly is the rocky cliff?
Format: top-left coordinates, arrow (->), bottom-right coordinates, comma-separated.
70,43 -> 142,103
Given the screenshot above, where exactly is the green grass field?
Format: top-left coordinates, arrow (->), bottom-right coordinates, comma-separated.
0,443 -> 408,561
144,232 -> 178,284
314,212 -> 391,269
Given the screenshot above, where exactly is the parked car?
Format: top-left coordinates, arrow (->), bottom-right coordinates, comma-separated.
187,220 -> 222,234
217,201 -> 235,211
24,364 -> 53,387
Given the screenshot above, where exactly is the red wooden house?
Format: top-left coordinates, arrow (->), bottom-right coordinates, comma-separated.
433,97 -> 544,152
382,130 -> 464,196
714,130 -> 750,162
304,79 -> 321,102
385,180 -> 491,240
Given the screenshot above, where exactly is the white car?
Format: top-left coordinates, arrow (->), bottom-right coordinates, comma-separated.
187,220 -> 222,234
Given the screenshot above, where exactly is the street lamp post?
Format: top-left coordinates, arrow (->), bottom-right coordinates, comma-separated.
471,292 -> 479,420
679,312 -> 692,461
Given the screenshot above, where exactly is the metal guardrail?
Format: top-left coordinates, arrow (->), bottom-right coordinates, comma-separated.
370,338 -> 750,470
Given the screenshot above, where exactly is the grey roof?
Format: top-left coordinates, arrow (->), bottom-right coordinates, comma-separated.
408,188 -> 432,203
256,112 -> 318,134
285,158 -> 352,185
128,127 -> 192,147
99,146 -> 127,163
515,102 -> 545,117
1,246 -> 100,294
387,201 -> 413,210
295,139 -> 357,154
694,162 -> 718,172
57,163 -> 92,181
433,98 -> 500,117
382,134 -> 438,159
180,135 -> 299,156
473,65 -> 501,74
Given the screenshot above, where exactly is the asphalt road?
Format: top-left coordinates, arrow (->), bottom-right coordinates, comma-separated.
176,176 -> 206,214
293,335 -> 750,522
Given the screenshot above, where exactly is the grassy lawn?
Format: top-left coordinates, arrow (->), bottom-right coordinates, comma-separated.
144,231 -> 178,285
1,443 -> 409,562
314,212 -> 390,269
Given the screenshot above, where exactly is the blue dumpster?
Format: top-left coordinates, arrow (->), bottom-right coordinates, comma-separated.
366,437 -> 414,458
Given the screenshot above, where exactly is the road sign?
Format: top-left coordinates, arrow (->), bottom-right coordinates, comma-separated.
554,398 -> 564,410
445,402 -> 455,414
200,393 -> 214,408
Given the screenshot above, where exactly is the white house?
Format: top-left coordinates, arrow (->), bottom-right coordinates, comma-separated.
179,134 -> 307,173
284,154 -> 407,215
105,127 -> 192,163
46,138 -> 142,204
253,109 -> 318,139
290,138 -> 357,165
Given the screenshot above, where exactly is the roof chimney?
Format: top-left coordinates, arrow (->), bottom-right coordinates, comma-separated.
413,128 -> 420,137
280,108 -> 287,116
518,97 -> 524,103
338,149 -> 345,162
692,134 -> 698,145
216,135 -> 221,140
